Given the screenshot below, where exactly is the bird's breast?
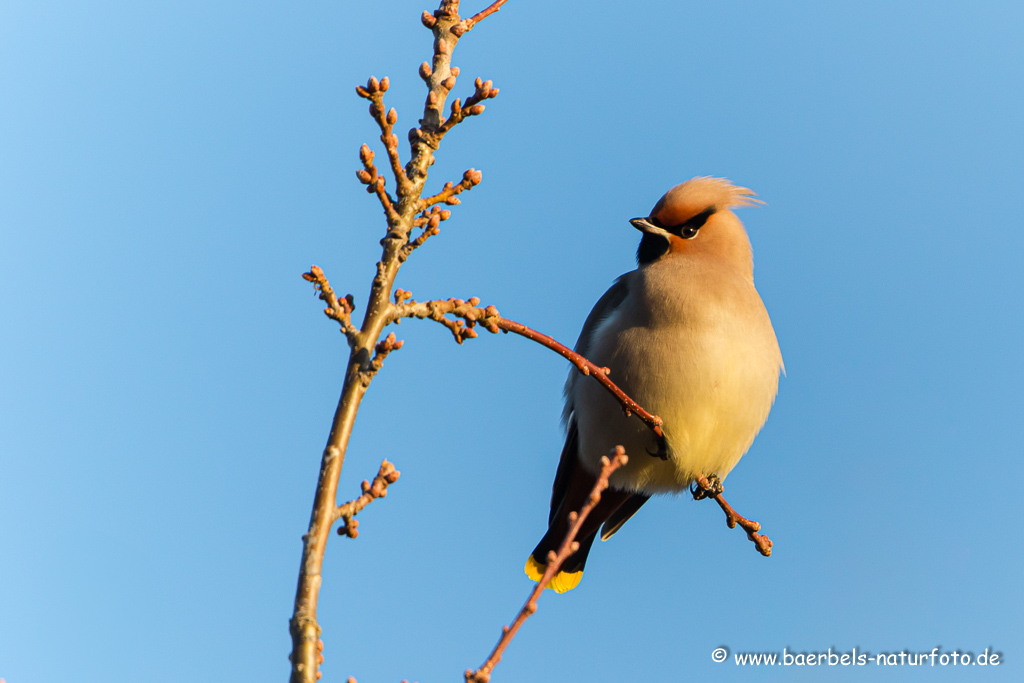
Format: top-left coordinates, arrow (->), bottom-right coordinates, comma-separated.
572,261 -> 782,493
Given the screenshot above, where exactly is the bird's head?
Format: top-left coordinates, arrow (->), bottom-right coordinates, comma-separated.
631,176 -> 763,277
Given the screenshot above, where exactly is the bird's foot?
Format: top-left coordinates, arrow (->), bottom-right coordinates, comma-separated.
691,474 -> 724,500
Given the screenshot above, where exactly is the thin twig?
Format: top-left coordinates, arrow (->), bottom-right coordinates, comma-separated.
465,448 -> 629,683
694,475 -> 773,556
421,168 -> 482,209
401,206 -> 450,261
355,76 -> 410,200
336,460 -> 402,539
452,0 -> 511,36
362,333 -> 404,386
438,78 -> 499,136
355,142 -> 400,224
302,266 -> 359,345
389,296 -> 667,446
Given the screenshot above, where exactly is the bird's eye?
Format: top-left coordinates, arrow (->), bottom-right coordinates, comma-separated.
671,207 -> 715,239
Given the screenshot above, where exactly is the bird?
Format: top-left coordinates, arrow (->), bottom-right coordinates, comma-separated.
525,176 -> 783,593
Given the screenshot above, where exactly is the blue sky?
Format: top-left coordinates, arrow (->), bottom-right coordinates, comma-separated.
1,1 -> 1022,681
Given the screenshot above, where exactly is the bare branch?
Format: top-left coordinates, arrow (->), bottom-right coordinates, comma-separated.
390,296 -> 667,447
465,447 -> 629,683
693,476 -> 773,556
336,459 -> 402,538
290,4 -> 507,680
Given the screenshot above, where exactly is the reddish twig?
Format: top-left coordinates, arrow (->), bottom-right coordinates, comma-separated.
694,476 -> 773,556
452,0 -> 511,36
336,460 -> 401,539
389,296 -> 666,443
465,448 -> 629,683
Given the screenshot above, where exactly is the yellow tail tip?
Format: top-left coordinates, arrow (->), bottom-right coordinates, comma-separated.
524,555 -> 583,593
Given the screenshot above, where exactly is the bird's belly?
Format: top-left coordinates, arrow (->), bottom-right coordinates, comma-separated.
573,319 -> 779,494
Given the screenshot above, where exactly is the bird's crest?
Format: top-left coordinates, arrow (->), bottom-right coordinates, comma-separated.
651,176 -> 763,225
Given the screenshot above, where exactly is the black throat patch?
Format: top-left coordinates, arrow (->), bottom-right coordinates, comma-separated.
636,232 -> 669,265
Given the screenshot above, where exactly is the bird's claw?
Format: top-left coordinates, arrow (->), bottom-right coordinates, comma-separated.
646,436 -> 669,461
691,474 -> 724,500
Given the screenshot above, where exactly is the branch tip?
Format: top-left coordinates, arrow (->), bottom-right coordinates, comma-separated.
465,445 -> 626,683
336,460 -> 401,539
303,266 -> 359,343
694,475 -> 773,557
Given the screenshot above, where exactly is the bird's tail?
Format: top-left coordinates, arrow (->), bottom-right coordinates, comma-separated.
525,528 -> 599,593
525,449 -> 635,592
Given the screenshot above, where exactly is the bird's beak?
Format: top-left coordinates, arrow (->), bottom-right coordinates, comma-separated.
629,217 -> 659,233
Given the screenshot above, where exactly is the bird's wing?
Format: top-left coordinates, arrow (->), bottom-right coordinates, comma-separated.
562,273 -> 632,425
575,273 -> 631,359
566,272 -> 647,541
549,418 -> 580,525
600,493 -> 649,541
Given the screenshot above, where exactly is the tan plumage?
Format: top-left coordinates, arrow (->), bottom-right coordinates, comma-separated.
527,176 -> 783,592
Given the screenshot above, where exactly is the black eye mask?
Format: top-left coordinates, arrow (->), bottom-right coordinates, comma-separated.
636,207 -> 717,264
650,206 -> 716,239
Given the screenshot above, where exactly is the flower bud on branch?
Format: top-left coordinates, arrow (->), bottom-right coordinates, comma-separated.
336,460 -> 401,538
356,143 -> 398,223
401,206 -> 452,261
357,77 -> 410,209
438,76 -> 500,136
302,266 -> 359,345
362,332 -> 405,385
422,168 -> 483,209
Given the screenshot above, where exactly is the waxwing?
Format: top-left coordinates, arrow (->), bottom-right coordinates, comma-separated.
526,177 -> 783,592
